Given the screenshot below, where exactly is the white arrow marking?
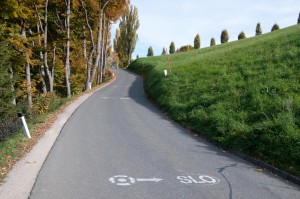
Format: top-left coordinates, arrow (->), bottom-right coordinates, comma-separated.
136,178 -> 163,182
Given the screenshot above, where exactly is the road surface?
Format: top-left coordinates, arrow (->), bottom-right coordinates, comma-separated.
30,69 -> 300,199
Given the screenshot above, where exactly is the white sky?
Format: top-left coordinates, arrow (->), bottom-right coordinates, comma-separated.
112,0 -> 300,58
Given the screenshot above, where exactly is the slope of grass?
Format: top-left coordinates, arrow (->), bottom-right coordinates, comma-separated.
128,25 -> 300,177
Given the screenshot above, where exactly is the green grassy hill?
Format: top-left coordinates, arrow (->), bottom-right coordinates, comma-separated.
128,25 -> 300,177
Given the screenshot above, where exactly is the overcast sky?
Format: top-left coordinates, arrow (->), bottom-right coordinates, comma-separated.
112,0 -> 300,58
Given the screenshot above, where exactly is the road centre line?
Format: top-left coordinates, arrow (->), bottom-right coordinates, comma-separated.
100,97 -> 131,100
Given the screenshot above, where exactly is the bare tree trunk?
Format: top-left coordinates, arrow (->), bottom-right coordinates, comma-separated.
43,0 -> 55,93
80,0 -> 95,90
65,0 -> 71,98
97,15 -> 106,85
9,67 -> 16,105
90,0 -> 109,87
90,10 -> 103,86
22,21 -> 32,108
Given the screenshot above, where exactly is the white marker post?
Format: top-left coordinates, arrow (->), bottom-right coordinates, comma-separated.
164,69 -> 168,76
18,112 -> 31,138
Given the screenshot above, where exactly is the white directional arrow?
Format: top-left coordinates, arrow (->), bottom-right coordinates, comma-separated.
136,178 -> 163,182
109,176 -> 162,186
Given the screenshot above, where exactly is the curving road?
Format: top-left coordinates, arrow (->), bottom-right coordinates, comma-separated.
30,69 -> 300,199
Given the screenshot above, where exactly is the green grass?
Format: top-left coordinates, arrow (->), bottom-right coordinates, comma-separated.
129,25 -> 300,177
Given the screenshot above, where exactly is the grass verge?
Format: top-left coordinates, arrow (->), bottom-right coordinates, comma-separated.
128,25 -> 300,177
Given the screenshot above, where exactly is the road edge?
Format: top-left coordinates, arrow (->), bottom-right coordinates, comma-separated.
0,74 -> 116,199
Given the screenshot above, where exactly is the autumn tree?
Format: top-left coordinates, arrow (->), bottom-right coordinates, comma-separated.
271,24 -> 280,31
178,45 -> 193,53
169,42 -> 175,54
147,46 -> 154,57
256,23 -> 262,35
238,31 -> 246,40
210,38 -> 216,46
221,29 -> 229,44
194,34 -> 200,49
117,5 -> 140,67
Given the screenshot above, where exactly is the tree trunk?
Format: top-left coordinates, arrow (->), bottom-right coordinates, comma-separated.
22,21 -> 32,108
43,0 -> 54,93
80,0 -> 95,90
65,0 -> 71,98
90,0 -> 109,87
90,9 -> 103,87
9,67 -> 16,105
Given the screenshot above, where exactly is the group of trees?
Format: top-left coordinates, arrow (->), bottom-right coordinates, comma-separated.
113,5 -> 139,67
147,14 -> 300,57
0,0 -> 138,140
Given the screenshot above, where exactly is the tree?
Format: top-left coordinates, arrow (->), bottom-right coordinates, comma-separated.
162,47 -> 166,55
271,24 -> 280,31
256,23 -> 262,35
147,46 -> 153,57
221,29 -> 229,44
117,5 -> 140,67
210,38 -> 216,46
169,42 -> 175,54
178,45 -> 193,52
194,34 -> 200,49
238,31 -> 246,40
298,12 -> 300,24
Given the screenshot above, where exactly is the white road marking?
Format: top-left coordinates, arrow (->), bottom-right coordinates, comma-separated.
109,176 -> 162,186
100,97 -> 131,100
177,175 -> 220,185
136,178 -> 162,182
109,174 -> 220,186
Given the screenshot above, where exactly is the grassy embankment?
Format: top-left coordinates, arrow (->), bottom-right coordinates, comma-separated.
128,25 -> 300,177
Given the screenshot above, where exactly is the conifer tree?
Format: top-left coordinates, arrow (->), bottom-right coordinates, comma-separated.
256,23 -> 262,35
194,34 -> 200,49
238,31 -> 246,40
147,46 -> 153,57
221,29 -> 229,44
298,12 -> 300,24
210,38 -> 216,46
169,42 -> 175,54
271,24 -> 280,31
162,47 -> 166,55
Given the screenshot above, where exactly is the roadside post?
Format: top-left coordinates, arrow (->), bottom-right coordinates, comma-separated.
18,112 -> 31,138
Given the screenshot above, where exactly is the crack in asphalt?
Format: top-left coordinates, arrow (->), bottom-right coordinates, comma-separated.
218,163 -> 238,199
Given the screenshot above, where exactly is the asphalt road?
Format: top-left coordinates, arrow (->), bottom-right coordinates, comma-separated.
30,69 -> 300,199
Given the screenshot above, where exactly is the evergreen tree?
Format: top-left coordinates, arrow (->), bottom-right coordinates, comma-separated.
271,24 -> 280,31
221,29 -> 229,44
238,31 -> 246,40
162,47 -> 166,55
147,46 -> 154,57
298,12 -> 300,24
136,54 -> 139,59
210,38 -> 216,46
194,34 -> 200,49
256,23 -> 262,35
169,42 -> 175,54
